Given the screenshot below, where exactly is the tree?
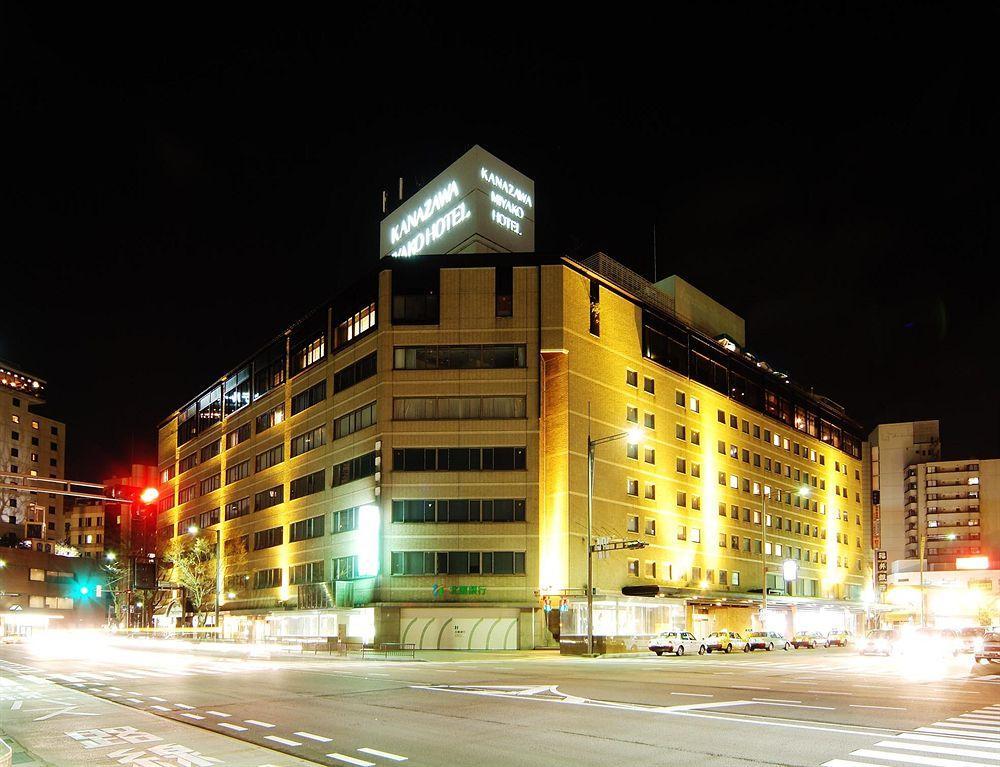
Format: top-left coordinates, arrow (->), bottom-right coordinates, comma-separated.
163,536 -> 216,627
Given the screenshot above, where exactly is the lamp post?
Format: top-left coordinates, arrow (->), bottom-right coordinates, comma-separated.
586,420 -> 642,657
761,485 -> 809,630
188,525 -> 221,631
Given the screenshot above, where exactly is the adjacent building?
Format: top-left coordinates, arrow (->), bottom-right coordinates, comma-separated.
0,360 -> 66,552
154,147 -> 871,649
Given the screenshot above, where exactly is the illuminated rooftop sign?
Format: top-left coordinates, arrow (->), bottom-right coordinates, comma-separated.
380,144 -> 535,259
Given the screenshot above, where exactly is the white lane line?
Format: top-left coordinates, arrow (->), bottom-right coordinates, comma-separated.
109,686 -> 122,691
944,719 -> 1000,730
150,705 -> 172,712
265,735 -> 302,747
149,696 -> 167,702
181,713 -> 205,720
294,732 -> 333,742
878,737 -> 1000,759
670,692 -> 713,698
244,719 -> 275,728
753,698 -> 802,704
811,690 -> 853,696
206,710 -> 231,717
851,704 -> 907,710
105,692 -> 121,698
958,716 -> 1000,724
218,722 -> 248,732
751,701 -> 836,710
126,698 -> 144,703
326,754 -> 375,767
126,691 -> 143,696
732,685 -> 770,690
853,747 -> 991,765
358,747 -> 408,761
174,703 -> 195,710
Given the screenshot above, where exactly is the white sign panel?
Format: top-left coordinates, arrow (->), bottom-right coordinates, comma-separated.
380,145 -> 535,259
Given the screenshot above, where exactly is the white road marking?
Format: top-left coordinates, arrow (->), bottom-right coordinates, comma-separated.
900,732 -> 1000,750
753,698 -> 801,704
670,692 -> 713,698
294,731 -> 332,742
944,719 -> 1000,730
358,747 -> 408,761
149,696 -> 167,702
919,728 -> 1000,741
750,701 -> 836,710
174,703 -> 195,709
10,701 -> 21,710
245,719 -> 275,728
150,705 -> 172,712
732,685 -> 770,690
877,737 -> 1000,759
218,722 -> 249,732
265,735 -> 302,746
181,713 -> 205,720
812,690 -> 853,696
853,746 -> 991,765
326,754 -> 375,766
851,704 -> 907,710
822,761 -> 887,767
206,710 -> 231,717
126,698 -> 143,703
105,692 -> 121,698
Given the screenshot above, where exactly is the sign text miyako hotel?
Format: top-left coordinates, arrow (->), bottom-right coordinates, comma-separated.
379,145 -> 535,260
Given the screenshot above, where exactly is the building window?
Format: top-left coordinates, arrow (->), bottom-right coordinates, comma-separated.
393,269 -> 440,325
392,447 -> 525,472
224,497 -> 250,521
334,352 -> 377,393
253,568 -> 282,590
390,550 -> 525,576
255,444 -> 284,472
254,485 -> 284,511
290,380 -> 327,416
627,559 -> 639,577
290,312 -> 327,376
226,422 -> 252,449
178,484 -> 196,504
626,370 -> 638,387
290,561 -> 325,585
627,514 -> 639,533
290,469 -> 326,500
289,515 -> 325,542
392,499 -> 526,523
627,406 -> 638,423
223,365 -> 251,417
392,396 -> 524,421
626,479 -> 639,496
253,339 -> 286,399
626,442 -> 638,460
333,506 -> 358,533
643,412 -> 655,429
644,448 -> 655,465
331,452 -> 377,486
199,474 -> 221,496
179,452 -> 198,473
675,390 -> 685,407
254,526 -> 284,550
393,344 -> 526,370
336,301 -> 377,347
255,404 -> 285,434
200,440 -> 221,463
644,483 -> 656,500
225,460 -> 250,485
644,518 -> 656,536
290,426 -> 325,458
643,377 -> 655,394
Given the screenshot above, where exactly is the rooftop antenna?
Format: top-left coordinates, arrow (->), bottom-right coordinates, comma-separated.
381,190 -> 388,214
398,177 -> 404,201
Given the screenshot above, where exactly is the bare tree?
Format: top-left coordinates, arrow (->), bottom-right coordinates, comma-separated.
163,534 -> 248,627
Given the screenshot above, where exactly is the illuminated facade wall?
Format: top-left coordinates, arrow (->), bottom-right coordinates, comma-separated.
156,254 -> 869,645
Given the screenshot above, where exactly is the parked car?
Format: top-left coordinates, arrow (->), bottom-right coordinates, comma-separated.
974,630 -> 1000,664
791,631 -> 827,649
858,629 -> 901,656
959,626 -> 987,654
745,631 -> 790,651
903,627 -> 962,657
826,631 -> 851,647
649,631 -> 706,657
705,630 -> 749,653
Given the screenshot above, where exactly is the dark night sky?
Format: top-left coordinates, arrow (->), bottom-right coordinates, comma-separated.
2,4 -> 997,480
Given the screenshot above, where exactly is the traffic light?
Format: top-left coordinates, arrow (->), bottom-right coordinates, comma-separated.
107,484 -> 159,515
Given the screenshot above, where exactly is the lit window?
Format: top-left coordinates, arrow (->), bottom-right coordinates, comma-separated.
690,396 -> 700,413
627,559 -> 639,577
691,528 -> 701,543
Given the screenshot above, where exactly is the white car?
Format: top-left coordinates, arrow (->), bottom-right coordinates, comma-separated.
649,631 -> 706,656
705,630 -> 749,653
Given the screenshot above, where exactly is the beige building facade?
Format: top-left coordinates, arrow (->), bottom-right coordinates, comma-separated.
155,252 -> 870,649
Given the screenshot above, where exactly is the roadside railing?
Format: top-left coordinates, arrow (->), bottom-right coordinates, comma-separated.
1,736 -> 13,767
361,642 -> 416,659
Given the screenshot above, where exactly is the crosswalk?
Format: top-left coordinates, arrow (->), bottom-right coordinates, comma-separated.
0,657 -> 282,684
822,703 -> 1000,766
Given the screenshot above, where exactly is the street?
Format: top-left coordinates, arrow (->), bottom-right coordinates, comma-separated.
3,637 -> 1000,767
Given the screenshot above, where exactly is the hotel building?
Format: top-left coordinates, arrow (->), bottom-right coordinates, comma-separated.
154,148 -> 870,649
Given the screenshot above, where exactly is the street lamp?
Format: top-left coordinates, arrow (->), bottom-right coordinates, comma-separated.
586,421 -> 643,656
188,525 -> 222,630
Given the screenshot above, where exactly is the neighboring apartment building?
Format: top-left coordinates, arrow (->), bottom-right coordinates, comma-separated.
867,421 -> 941,564
155,253 -> 869,647
902,458 -> 999,570
64,464 -> 159,560
0,360 -> 66,552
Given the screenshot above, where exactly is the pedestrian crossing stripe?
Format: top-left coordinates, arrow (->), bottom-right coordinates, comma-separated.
823,706 -> 1000,767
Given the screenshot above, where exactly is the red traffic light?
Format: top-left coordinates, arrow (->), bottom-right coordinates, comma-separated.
139,487 -> 159,504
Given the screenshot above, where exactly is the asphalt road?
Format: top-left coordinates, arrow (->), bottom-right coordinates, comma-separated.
3,637 -> 1000,767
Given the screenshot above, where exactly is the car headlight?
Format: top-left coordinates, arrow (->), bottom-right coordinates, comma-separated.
973,639 -> 985,652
